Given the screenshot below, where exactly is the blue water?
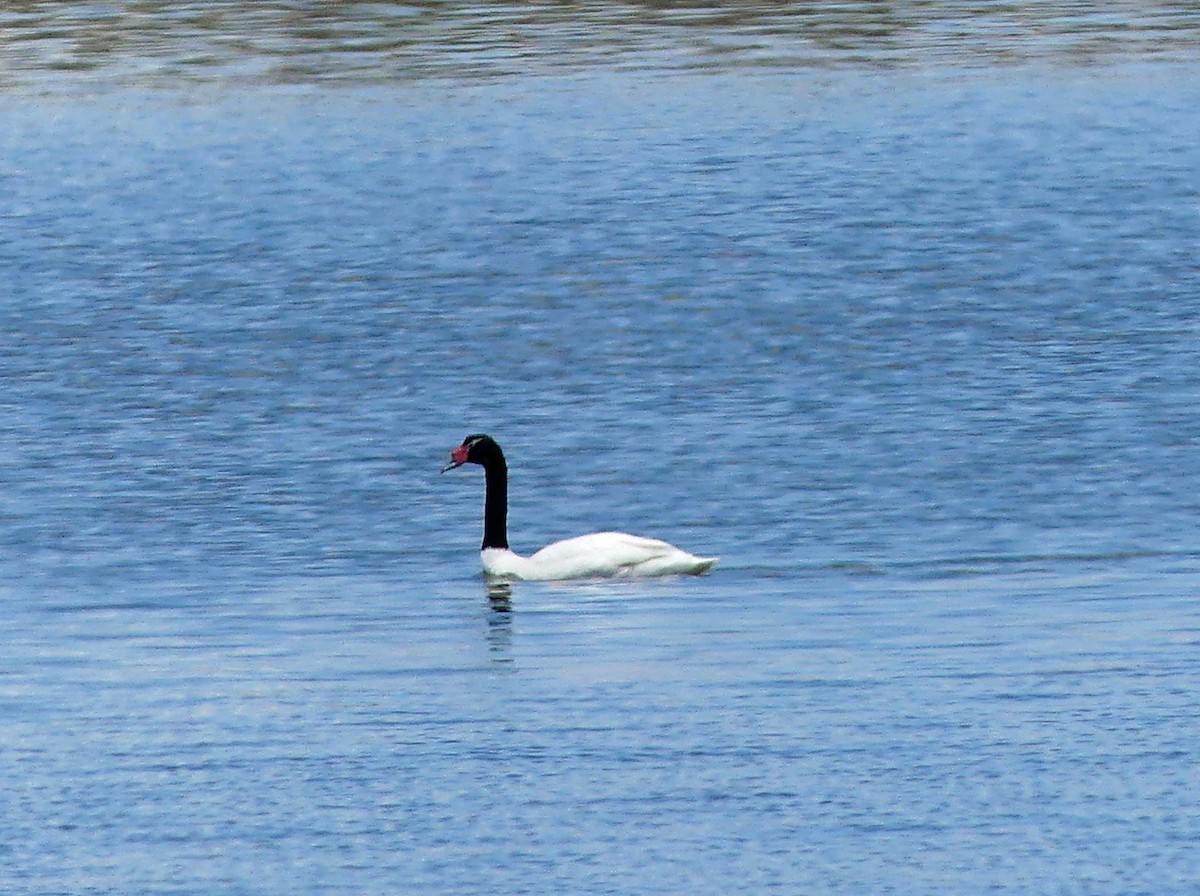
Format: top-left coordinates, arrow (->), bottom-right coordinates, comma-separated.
3,6 -> 1200,894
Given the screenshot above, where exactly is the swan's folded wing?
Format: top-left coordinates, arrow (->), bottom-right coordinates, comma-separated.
526,532 -> 716,579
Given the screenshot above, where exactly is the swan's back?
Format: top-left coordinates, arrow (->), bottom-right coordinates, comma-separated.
484,532 -> 717,581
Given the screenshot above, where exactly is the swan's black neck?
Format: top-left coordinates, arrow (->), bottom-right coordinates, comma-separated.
480,449 -> 509,551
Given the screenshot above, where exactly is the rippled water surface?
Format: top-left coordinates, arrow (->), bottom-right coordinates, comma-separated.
5,0 -> 1200,90
3,4 -> 1200,894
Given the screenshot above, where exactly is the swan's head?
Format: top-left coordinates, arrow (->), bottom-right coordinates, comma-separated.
441,433 -> 502,473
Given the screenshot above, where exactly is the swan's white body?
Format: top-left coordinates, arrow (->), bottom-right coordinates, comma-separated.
482,532 -> 718,581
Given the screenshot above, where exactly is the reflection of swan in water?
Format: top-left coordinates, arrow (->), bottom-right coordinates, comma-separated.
486,580 -> 513,613
485,581 -> 513,663
442,434 -> 718,580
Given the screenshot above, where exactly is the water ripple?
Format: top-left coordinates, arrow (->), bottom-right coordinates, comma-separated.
2,1 -> 1200,92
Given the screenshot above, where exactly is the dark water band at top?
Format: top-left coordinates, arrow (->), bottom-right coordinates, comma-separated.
3,1 -> 1200,91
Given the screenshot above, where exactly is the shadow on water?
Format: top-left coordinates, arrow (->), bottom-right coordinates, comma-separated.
2,1 -> 1200,92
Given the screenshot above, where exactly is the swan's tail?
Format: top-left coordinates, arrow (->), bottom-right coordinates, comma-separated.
632,551 -> 718,577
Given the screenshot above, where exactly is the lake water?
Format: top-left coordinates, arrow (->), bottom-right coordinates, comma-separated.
3,4 -> 1200,894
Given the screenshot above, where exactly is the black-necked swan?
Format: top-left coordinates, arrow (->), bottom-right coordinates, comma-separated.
441,434 -> 718,581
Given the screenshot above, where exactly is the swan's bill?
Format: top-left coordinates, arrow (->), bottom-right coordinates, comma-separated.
440,443 -> 471,473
